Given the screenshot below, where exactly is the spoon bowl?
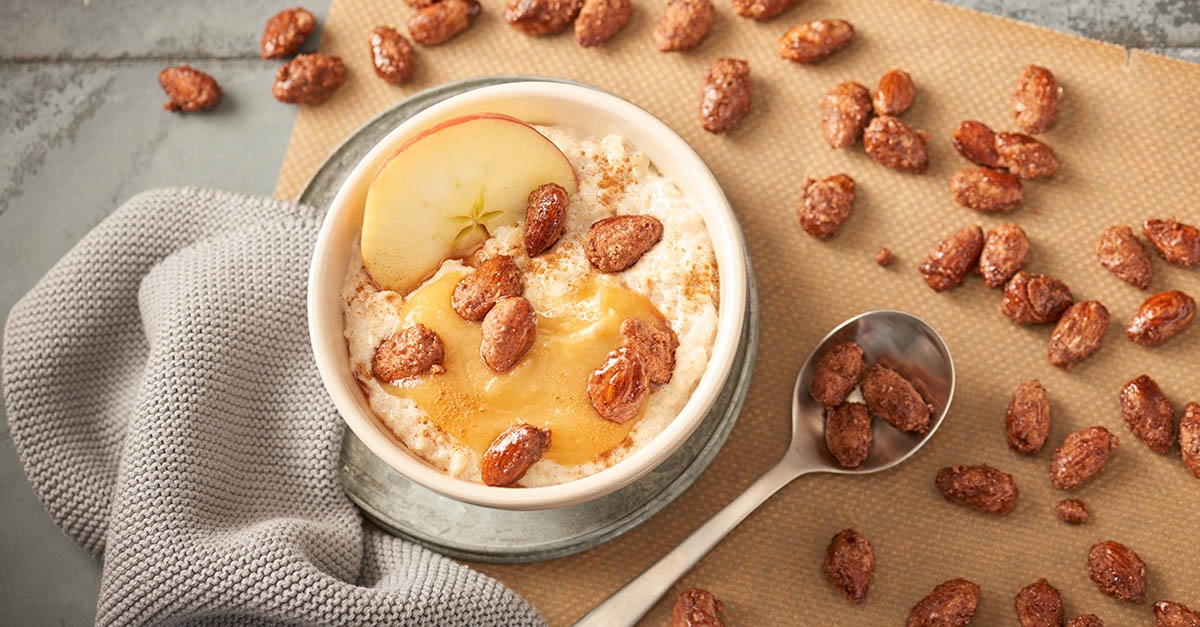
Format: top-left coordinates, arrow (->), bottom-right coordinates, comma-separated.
575,310 -> 955,627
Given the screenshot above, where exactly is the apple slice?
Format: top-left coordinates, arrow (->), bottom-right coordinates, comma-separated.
362,113 -> 578,294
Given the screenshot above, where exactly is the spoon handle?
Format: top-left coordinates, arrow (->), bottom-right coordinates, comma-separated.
573,450 -> 807,627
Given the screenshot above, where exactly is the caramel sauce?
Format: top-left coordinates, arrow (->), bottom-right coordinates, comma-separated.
384,267 -> 666,466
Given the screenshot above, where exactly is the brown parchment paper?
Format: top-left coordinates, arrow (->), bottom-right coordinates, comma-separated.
275,0 -> 1200,623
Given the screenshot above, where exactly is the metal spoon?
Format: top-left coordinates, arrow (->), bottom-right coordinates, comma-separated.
574,310 -> 955,627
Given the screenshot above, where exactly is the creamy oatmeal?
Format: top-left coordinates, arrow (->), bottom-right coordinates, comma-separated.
342,124 -> 719,486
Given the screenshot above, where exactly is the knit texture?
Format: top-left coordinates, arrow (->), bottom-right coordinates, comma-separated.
2,188 -> 546,627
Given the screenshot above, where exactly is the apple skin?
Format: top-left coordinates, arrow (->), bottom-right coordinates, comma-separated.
361,113 -> 578,294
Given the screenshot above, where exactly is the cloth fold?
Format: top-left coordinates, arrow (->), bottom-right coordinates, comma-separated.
2,188 -> 545,626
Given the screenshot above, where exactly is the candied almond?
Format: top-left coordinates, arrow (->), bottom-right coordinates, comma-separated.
1056,498 -> 1089,525
699,58 -> 752,134
1155,600 -> 1200,626
409,0 -> 481,46
1067,615 -> 1105,627
1087,540 -> 1146,603
369,26 -> 417,85
672,588 -> 724,627
809,341 -> 865,408
821,81 -> 872,149
588,347 -> 649,423
584,214 -> 664,272
620,318 -> 679,385
777,19 -> 854,63
504,0 -> 582,36
1015,578 -> 1064,627
979,224 -> 1030,288
480,296 -> 537,372
825,403 -> 872,468
372,324 -> 446,382
273,53 -> 346,104
652,0 -> 713,52
1182,402 -> 1200,479
731,0 -> 797,20
874,69 -> 915,116
823,529 -> 875,604
574,0 -> 632,46
950,167 -> 1024,212
452,255 -> 525,322
875,248 -> 895,266
1143,218 -> 1200,267
1049,426 -> 1117,490
525,183 -> 569,256
951,120 -> 1001,168
935,464 -> 1017,516
1005,379 -> 1050,454
907,578 -> 980,627
261,6 -> 317,59
1048,301 -> 1110,370
1096,226 -> 1152,290
860,364 -> 932,433
1120,374 -> 1176,453
1126,290 -> 1196,346
995,132 -> 1060,179
919,224 -> 984,292
863,115 -> 929,173
798,174 -> 855,238
481,423 -> 551,487
1000,271 -> 1073,324
158,65 -> 221,113
1013,65 -> 1062,135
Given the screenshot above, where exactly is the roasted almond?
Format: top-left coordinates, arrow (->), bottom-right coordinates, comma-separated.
1181,402 -> 1200,479
620,318 -> 679,385
823,529 -> 875,604
907,578 -> 980,627
874,69 -> 915,116
809,341 -> 865,408
821,81 -> 873,148
951,120 -> 1001,168
979,224 -> 1031,288
864,115 -> 930,173
524,183 -> 569,256
584,214 -> 664,272
825,402 -> 872,468
1013,65 -> 1062,135
1050,426 -> 1118,490
1048,301 -> 1110,369
452,255 -> 525,321
1143,218 -> 1200,267
672,588 -> 724,627
861,364 -> 932,433
1126,290 -> 1196,346
652,0 -> 713,52
950,167 -> 1024,212
1120,374 -> 1176,453
1006,379 -> 1050,454
480,423 -> 551,487
798,174 -> 855,238
1087,540 -> 1146,603
935,464 -> 1017,516
588,347 -> 649,423
1056,498 -> 1089,525
1015,578 -> 1064,627
372,324 -> 446,382
1096,225 -> 1153,289
919,224 -> 984,292
777,19 -> 854,63
1000,271 -> 1073,324
995,132 -> 1060,179
480,296 -> 537,372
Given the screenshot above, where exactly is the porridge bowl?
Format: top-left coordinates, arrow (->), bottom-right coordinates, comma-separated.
309,81 -> 747,510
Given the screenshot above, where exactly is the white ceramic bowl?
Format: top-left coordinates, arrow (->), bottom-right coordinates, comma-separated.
308,81 -> 747,510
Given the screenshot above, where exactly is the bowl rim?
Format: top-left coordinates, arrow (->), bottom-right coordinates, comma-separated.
308,80 -> 747,510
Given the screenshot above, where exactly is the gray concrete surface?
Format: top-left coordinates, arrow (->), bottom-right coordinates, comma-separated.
1,0 -> 1196,623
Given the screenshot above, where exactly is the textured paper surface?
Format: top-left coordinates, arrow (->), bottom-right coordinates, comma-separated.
276,0 -> 1200,623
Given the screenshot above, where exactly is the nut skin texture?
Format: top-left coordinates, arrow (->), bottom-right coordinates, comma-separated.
1097,226 -> 1153,289
980,224 -> 1031,288
1048,301 -> 1111,370
823,529 -> 875,604
907,578 -> 981,627
1120,374 -> 1176,454
452,255 -> 525,322
1143,218 -> 1200,267
863,115 -> 930,173
699,58 -> 752,134
409,0 -> 481,46
1056,498 -> 1089,525
952,120 -> 1002,168
875,248 -> 895,266
372,324 -> 446,382
777,19 -> 855,63
731,0 -> 797,20
809,342 -> 865,408
588,347 -> 649,424
821,82 -> 873,149
1050,426 -> 1118,490
672,588 -> 724,627
1126,290 -> 1196,346
480,296 -> 537,372
1015,578 -> 1065,627
935,464 -> 1018,516
1067,616 -> 1105,627
583,214 -> 664,272
1155,600 -> 1200,626
273,54 -> 346,104
369,26 -> 416,85
1087,541 -> 1147,603
950,167 -> 1024,213
1013,65 -> 1062,135
799,174 -> 855,238
825,402 -> 873,468
158,65 -> 222,113
874,69 -> 916,116
574,0 -> 632,46
920,224 -> 984,292
504,0 -> 583,36
861,364 -> 932,433
1006,379 -> 1051,455
480,423 -> 551,487
619,318 -> 679,385
524,183 -> 569,256
653,0 -> 713,52
995,132 -> 1060,179
1181,403 -> 1200,479
1000,271 -> 1074,325
261,7 -> 317,59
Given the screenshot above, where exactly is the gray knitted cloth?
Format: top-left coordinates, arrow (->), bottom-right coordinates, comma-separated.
2,188 -> 546,627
